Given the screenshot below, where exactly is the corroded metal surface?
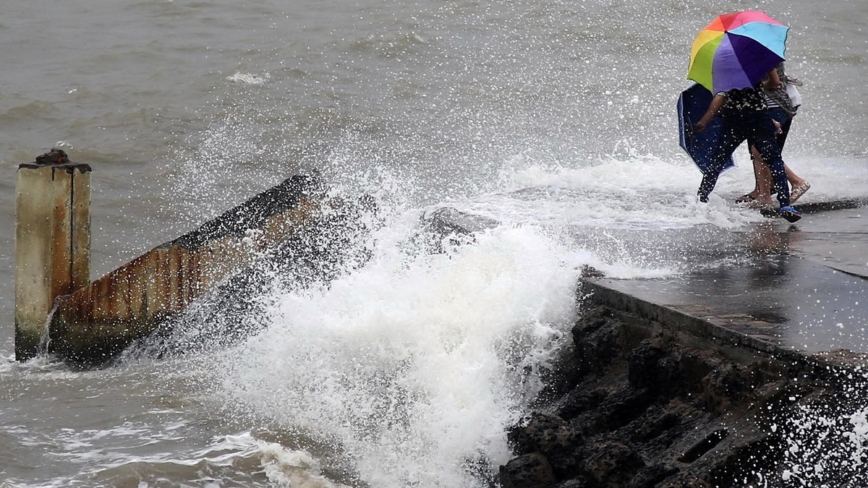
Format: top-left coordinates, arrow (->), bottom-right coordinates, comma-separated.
49,175 -> 323,364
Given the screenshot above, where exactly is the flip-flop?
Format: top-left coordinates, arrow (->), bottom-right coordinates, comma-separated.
735,194 -> 755,204
790,182 -> 811,203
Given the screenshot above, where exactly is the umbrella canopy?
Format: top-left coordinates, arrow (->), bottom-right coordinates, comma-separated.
678,84 -> 734,174
688,11 -> 789,94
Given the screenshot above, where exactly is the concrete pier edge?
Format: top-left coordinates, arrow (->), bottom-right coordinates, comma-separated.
499,278 -> 868,486
794,197 -> 868,214
579,278 -> 866,376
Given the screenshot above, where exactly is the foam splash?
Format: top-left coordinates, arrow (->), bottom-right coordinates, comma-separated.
227,72 -> 271,85
211,433 -> 346,488
745,368 -> 868,488
50,431 -> 343,488
492,151 -> 868,229
0,353 -> 67,375
775,403 -> 868,486
487,152 -> 764,230
218,219 -> 584,486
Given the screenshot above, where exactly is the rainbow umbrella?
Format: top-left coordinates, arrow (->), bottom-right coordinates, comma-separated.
688,11 -> 789,94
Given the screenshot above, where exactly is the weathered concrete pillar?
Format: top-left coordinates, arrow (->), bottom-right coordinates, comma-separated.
15,151 -> 91,361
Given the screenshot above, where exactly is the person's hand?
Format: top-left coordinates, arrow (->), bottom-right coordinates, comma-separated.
694,121 -> 707,134
773,120 -> 782,134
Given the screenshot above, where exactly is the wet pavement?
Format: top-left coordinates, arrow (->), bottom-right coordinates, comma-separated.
589,203 -> 868,354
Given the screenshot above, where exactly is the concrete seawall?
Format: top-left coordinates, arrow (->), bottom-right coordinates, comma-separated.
411,203 -> 868,484
500,272 -> 868,488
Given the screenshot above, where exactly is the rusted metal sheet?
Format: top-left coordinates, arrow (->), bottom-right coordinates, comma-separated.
49,175 -> 323,364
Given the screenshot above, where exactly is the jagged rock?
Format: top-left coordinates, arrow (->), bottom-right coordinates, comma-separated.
509,413 -> 570,455
34,148 -> 70,165
580,265 -> 605,279
572,312 -> 625,376
631,463 -> 680,488
508,412 -> 586,479
697,362 -> 757,413
580,441 -> 645,487
500,453 -> 558,488
656,473 -> 713,487
553,480 -> 588,488
592,386 -> 654,433
414,206 -> 500,253
621,402 -> 700,461
501,301 -> 868,486
627,340 -> 682,397
557,388 -> 608,421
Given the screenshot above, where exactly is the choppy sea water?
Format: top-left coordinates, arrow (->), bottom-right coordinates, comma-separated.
1,0 -> 867,486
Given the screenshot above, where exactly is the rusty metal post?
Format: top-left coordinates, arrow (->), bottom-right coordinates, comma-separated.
14,151 -> 91,361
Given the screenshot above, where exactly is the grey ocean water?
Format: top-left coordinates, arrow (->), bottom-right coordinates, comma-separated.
1,0 -> 867,486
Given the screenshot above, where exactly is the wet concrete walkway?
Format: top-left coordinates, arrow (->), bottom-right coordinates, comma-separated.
587,202 -> 868,355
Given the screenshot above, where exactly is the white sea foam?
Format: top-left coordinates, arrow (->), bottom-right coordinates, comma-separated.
490,151 -> 868,230
218,217 -> 586,487
34,431 -> 341,488
0,353 -> 67,375
226,72 -> 271,85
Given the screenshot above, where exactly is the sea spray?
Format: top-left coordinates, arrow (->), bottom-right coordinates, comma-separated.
775,401 -> 868,486
218,217 -> 584,486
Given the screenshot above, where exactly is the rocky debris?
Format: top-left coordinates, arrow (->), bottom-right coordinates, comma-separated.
580,265 -> 606,279
19,149 -> 91,174
500,301 -> 868,487
413,207 -> 500,253
500,453 -> 558,488
34,148 -> 70,165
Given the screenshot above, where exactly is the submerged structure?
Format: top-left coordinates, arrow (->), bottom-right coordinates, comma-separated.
14,150 -> 366,365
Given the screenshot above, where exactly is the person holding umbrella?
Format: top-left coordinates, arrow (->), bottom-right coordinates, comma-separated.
686,11 -> 801,223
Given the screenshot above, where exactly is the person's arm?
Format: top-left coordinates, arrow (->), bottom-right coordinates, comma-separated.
763,68 -> 782,90
694,93 -> 726,133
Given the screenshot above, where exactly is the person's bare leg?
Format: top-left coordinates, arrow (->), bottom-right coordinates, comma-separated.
737,152 -> 764,202
786,164 -> 811,202
749,146 -> 774,205
747,119 -> 810,204
784,165 -> 807,188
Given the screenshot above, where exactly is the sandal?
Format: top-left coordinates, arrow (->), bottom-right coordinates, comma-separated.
790,182 -> 811,203
745,200 -> 775,213
735,194 -> 755,204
